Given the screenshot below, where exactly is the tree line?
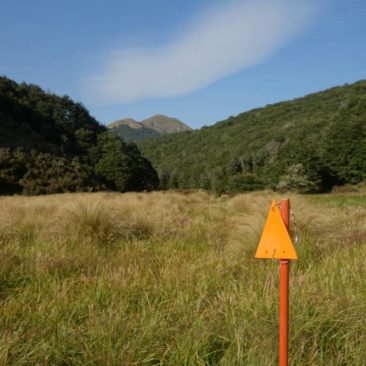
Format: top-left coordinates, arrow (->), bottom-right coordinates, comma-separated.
0,76 -> 159,195
139,80 -> 366,194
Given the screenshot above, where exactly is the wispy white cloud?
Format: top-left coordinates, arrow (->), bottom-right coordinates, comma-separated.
83,0 -> 320,104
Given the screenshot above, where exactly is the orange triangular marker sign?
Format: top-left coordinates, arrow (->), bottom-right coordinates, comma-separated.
255,199 -> 298,260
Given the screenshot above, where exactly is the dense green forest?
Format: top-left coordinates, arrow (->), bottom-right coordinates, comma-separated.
139,80 -> 366,193
0,76 -> 158,195
2,76 -> 365,196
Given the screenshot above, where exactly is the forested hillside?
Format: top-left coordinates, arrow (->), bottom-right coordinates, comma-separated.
0,76 -> 158,195
139,80 -> 366,193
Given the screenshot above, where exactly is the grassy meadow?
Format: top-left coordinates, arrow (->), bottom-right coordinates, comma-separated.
0,190 -> 365,365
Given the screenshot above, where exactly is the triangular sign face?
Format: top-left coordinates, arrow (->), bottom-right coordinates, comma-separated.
255,199 -> 298,260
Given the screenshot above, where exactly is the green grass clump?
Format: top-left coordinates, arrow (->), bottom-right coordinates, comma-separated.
310,193 -> 366,208
0,191 -> 365,365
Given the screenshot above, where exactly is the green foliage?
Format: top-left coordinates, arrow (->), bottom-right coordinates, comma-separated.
0,77 -> 104,156
323,94 -> 366,184
0,148 -> 26,194
20,152 -> 99,195
227,173 -> 264,193
95,133 -> 159,192
277,163 -> 315,192
124,142 -> 160,191
0,76 -> 159,195
95,133 -> 134,191
140,80 -> 366,193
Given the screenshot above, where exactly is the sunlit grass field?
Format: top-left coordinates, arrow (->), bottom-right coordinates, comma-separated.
0,190 -> 365,365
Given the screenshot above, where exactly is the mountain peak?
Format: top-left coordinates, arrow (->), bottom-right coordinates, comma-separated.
141,115 -> 191,134
107,114 -> 192,142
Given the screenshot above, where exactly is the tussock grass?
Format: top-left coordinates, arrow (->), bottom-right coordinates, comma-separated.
0,191 -> 365,365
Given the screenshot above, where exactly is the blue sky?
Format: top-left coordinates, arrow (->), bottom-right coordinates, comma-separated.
1,0 -> 365,129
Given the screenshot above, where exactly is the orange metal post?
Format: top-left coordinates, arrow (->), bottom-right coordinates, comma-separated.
279,199 -> 290,366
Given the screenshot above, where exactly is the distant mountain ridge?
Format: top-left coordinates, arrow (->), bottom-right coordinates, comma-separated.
108,114 -> 192,142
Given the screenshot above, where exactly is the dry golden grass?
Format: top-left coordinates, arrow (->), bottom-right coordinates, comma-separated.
0,191 -> 365,365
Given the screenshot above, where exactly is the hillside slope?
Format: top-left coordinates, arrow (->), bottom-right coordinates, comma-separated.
108,114 -> 191,142
0,76 -> 158,194
139,81 -> 366,192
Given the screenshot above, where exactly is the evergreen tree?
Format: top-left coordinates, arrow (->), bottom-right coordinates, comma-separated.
95,133 -> 158,192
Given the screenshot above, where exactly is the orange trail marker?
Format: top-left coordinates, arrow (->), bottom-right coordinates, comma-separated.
255,199 -> 297,366
255,199 -> 297,260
